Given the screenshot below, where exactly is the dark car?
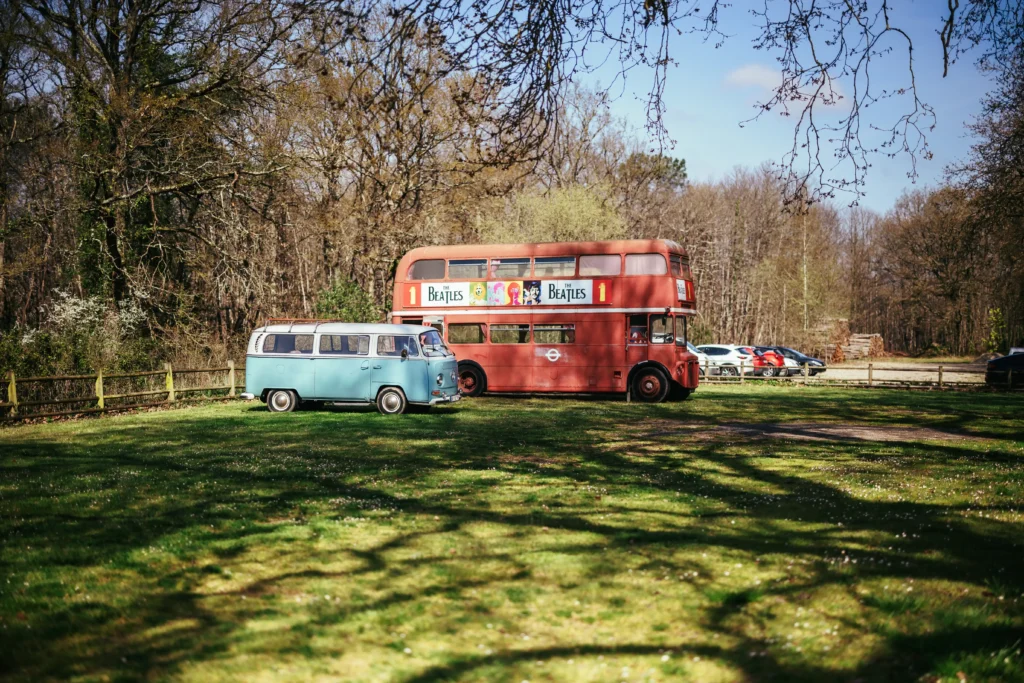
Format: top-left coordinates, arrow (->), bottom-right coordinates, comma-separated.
771,347 -> 827,376
986,353 -> 1024,389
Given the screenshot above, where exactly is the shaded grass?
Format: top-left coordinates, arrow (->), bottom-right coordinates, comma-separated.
1,384 -> 1023,682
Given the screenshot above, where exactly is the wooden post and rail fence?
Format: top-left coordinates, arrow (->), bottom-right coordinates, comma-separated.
1,361 -> 240,421
699,360 -> 1016,390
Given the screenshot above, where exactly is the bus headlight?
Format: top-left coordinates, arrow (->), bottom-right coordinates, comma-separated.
451,371 -> 457,383
437,373 -> 444,385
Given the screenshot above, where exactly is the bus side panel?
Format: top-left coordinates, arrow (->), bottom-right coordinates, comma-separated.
245,355 -> 315,399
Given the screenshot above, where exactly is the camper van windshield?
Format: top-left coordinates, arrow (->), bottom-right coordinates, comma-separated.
418,329 -> 451,357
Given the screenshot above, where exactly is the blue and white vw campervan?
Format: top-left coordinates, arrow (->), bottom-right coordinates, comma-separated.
242,322 -> 460,414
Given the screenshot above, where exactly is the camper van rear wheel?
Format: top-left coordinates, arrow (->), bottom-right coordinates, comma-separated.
267,389 -> 297,413
376,387 -> 408,415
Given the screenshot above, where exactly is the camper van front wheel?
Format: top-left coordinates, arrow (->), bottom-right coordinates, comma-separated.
267,389 -> 297,413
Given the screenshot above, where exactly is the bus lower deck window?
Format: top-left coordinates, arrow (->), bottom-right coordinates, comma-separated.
649,315 -> 673,344
449,323 -> 486,344
674,316 -> 687,345
628,314 -> 648,343
491,324 -> 530,344
533,324 -> 575,344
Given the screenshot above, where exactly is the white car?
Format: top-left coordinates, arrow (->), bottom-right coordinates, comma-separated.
686,342 -> 710,375
695,344 -> 756,376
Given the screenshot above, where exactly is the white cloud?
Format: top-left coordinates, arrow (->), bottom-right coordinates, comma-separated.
725,63 -> 848,111
724,64 -> 781,93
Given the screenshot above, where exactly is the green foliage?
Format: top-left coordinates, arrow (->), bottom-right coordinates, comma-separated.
315,280 -> 383,323
987,308 -> 1006,354
475,185 -> 626,244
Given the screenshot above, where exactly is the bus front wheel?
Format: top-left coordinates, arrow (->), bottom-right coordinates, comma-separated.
267,389 -> 297,413
631,367 -> 670,403
458,364 -> 485,397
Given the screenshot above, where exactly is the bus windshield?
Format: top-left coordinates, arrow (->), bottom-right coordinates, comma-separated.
418,329 -> 452,357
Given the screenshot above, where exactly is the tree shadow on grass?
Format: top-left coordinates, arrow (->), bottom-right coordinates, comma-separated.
1,392 -> 1022,680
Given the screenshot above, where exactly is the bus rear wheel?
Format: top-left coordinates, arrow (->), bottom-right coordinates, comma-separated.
458,364 -> 485,397
267,389 -> 297,413
632,367 -> 670,403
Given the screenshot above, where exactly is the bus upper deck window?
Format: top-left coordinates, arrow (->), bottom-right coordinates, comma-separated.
580,254 -> 621,276
625,253 -> 667,276
670,254 -> 693,279
408,259 -> 445,280
534,256 -> 576,277
490,258 -> 530,278
448,259 -> 487,279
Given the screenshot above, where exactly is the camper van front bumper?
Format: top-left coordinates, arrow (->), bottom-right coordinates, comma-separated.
429,391 -> 461,405
240,392 -> 255,400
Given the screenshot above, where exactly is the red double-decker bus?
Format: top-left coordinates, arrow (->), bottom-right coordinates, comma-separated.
391,239 -> 699,402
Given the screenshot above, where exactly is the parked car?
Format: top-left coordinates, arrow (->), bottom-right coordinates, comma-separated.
687,342 -> 712,376
986,353 -> 1024,389
243,322 -> 461,414
695,344 -> 756,376
753,346 -> 788,377
770,346 -> 828,376
736,346 -> 774,376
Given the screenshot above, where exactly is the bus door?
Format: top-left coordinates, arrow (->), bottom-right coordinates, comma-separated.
626,314 -> 649,366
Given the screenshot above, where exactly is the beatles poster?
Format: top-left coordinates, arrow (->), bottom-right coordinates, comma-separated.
406,279 -> 613,307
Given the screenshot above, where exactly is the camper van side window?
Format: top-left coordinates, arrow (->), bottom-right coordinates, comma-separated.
320,334 -> 370,355
261,334 -> 313,354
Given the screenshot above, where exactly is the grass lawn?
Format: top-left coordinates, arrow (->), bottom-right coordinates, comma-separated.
2,385 -> 1023,682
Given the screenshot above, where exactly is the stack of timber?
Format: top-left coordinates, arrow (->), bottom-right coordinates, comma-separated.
843,333 -> 885,359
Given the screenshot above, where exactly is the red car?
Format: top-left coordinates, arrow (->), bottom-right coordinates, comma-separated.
736,346 -> 774,376
753,346 -> 787,377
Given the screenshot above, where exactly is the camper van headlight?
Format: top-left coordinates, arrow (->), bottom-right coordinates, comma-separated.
437,373 -> 444,385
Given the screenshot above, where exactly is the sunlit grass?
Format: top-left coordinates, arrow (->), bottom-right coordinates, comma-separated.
1,385 -> 1023,682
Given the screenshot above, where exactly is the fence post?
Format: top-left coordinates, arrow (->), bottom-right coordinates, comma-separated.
938,365 -> 944,389
868,363 -> 873,388
704,358 -> 709,378
6,370 -> 16,416
1010,368 -> 1014,390
95,369 -> 104,410
227,360 -> 236,398
803,362 -> 808,385
739,360 -> 745,384
165,363 -> 175,403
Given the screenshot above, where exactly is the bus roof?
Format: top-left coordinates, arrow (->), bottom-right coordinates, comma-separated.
398,239 -> 687,265
253,323 -> 435,335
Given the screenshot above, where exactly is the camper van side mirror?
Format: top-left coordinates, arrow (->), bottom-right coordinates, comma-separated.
401,349 -> 408,359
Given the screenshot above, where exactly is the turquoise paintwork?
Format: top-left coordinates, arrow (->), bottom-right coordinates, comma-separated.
244,323 -> 459,406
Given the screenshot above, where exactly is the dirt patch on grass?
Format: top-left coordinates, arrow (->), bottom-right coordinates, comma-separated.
640,421 -> 983,443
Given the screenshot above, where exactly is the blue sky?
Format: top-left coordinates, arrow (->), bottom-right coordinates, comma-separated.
589,2 -> 994,213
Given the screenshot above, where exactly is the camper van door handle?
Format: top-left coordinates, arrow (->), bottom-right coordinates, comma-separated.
372,363 -> 382,369
360,361 -> 369,370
